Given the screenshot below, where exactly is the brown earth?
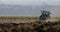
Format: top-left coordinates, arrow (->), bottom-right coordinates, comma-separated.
0,19 -> 60,32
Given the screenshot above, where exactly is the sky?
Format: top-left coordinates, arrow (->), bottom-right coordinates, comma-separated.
0,0 -> 60,16
0,0 -> 60,5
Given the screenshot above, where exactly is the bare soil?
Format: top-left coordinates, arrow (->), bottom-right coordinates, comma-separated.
0,18 -> 60,32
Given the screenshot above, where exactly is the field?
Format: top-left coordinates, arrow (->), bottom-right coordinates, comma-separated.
0,16 -> 60,32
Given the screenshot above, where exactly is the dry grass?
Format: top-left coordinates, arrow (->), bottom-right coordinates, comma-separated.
0,16 -> 38,20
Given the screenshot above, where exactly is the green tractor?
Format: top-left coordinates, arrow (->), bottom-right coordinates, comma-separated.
39,10 -> 51,21
34,10 -> 51,32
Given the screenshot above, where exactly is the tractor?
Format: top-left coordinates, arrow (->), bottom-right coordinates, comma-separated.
39,10 -> 51,22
